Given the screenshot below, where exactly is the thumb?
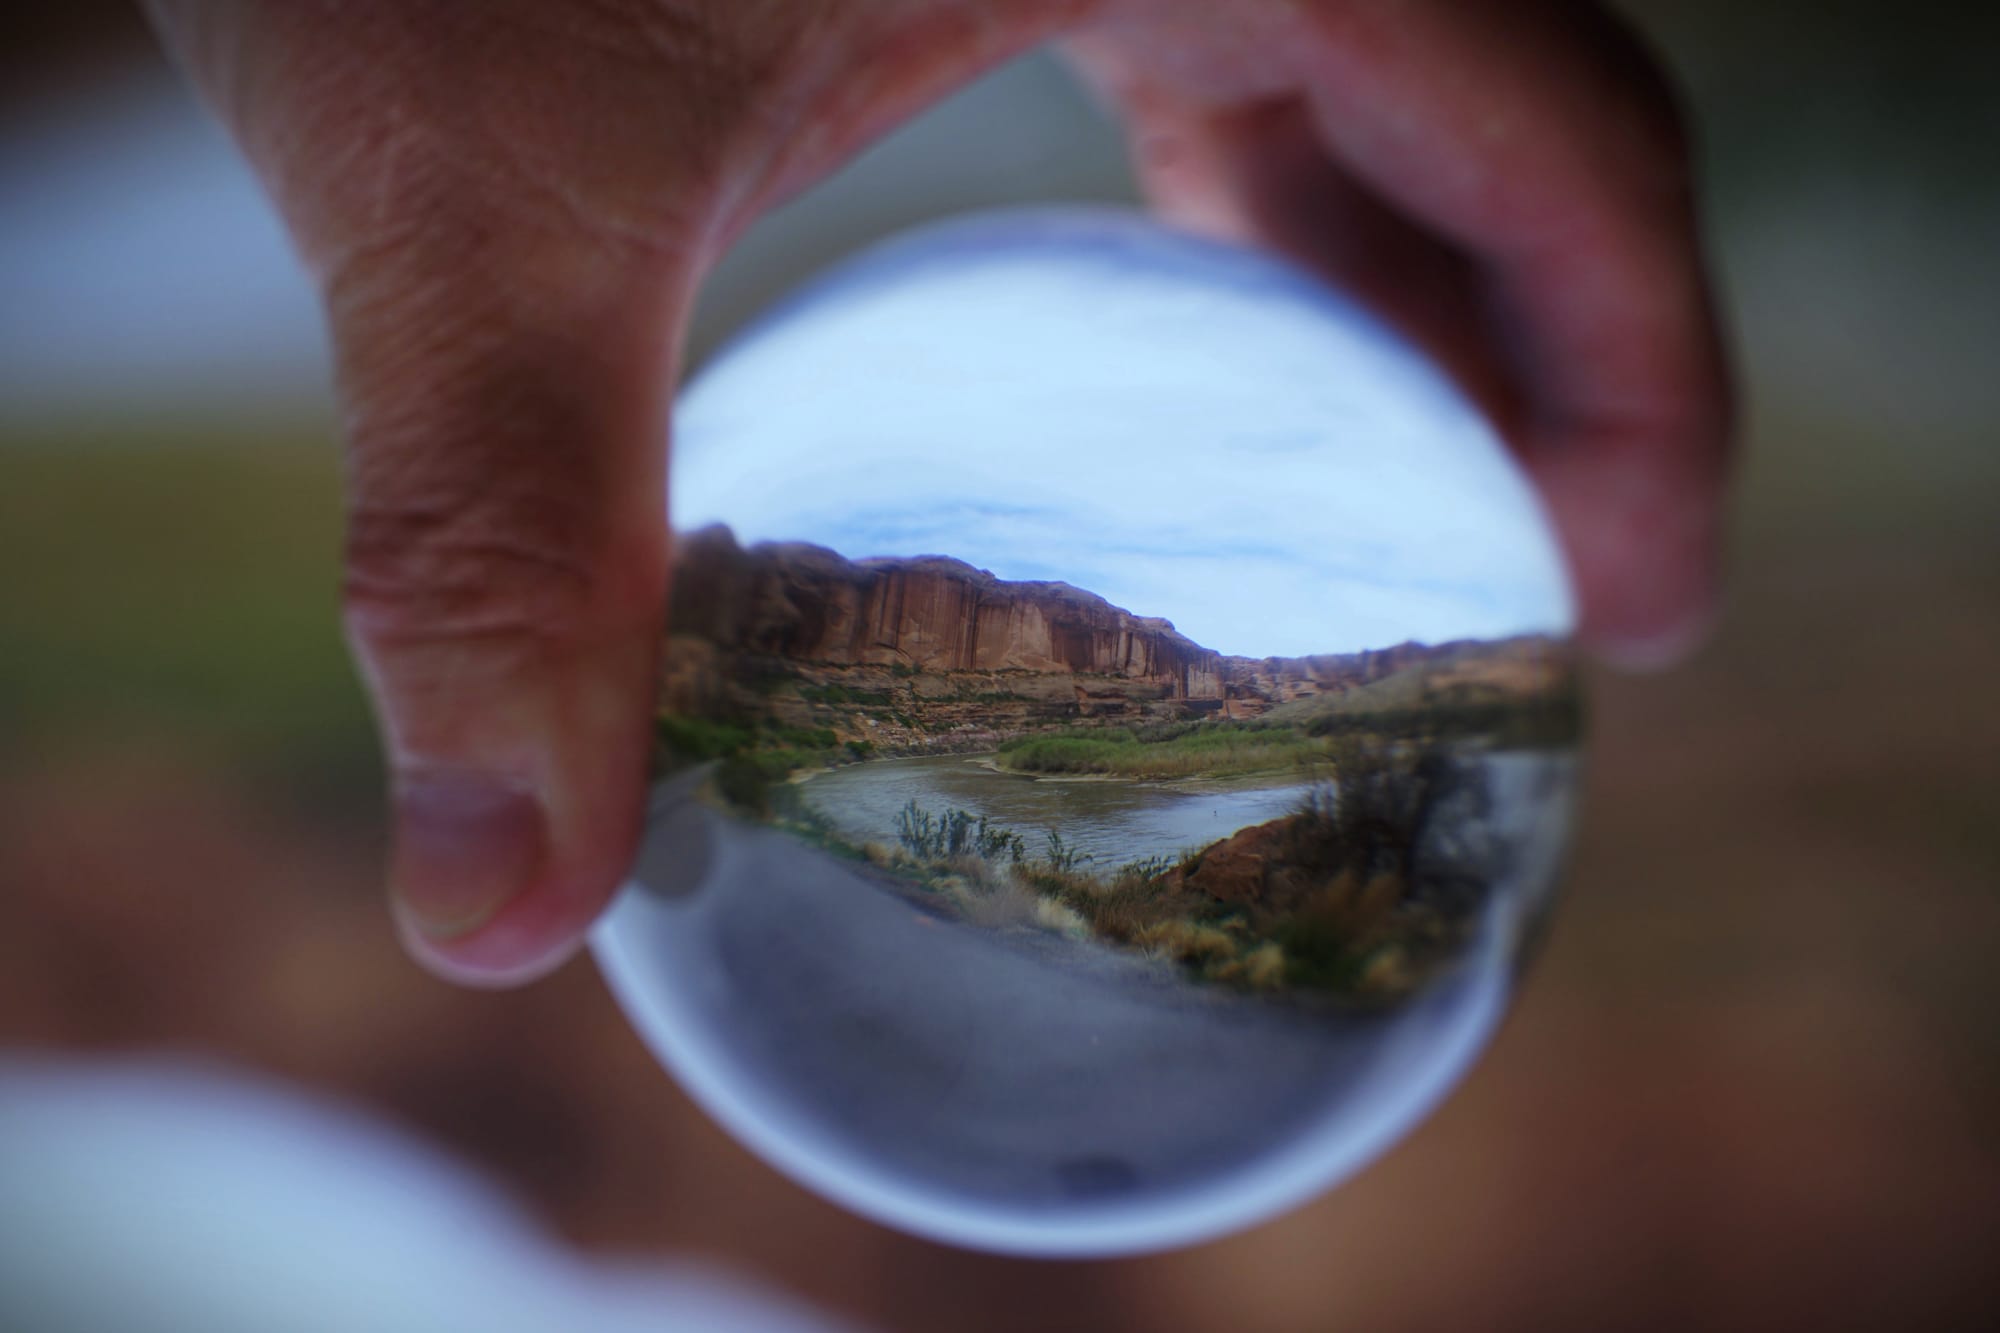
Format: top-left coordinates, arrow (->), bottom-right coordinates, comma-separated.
141,2 -> 707,985
143,0 -> 1083,985
328,217 -> 686,986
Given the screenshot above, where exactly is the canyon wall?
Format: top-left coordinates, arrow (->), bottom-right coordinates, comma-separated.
662,525 -> 1567,750
669,524 -> 1222,696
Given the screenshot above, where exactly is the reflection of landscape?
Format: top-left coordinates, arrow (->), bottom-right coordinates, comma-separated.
656,525 -> 1579,1003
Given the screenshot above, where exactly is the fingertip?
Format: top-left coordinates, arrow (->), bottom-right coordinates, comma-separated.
1520,416 -> 1729,676
1585,597 -> 1720,674
389,840 -> 626,987
388,769 -> 547,940
1562,490 -> 1726,674
386,756 -> 645,988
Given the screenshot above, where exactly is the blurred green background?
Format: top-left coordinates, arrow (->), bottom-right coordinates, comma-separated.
2,3 -> 1996,1330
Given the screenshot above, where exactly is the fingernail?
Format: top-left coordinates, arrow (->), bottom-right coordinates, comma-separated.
390,770 -> 546,940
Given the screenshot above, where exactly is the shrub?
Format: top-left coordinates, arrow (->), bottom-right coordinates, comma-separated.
894,802 -> 1025,864
766,723 -> 839,750
1207,940 -> 1287,991
895,801 -> 942,858
1114,854 -> 1176,886
655,714 -> 753,763
1283,738 -> 1435,882
976,816 -> 1026,864
1274,911 -> 1367,990
1041,828 -> 1091,874
713,755 -> 773,814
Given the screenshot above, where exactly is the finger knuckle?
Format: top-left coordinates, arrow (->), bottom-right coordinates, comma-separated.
343,491 -> 599,648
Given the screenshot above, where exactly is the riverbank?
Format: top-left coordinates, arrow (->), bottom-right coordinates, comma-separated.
782,742 -> 1541,1004
995,720 -> 1330,781
801,753 -> 1315,870
989,681 -> 1582,781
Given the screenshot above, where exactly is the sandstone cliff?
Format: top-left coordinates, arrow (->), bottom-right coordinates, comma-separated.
661,525 -> 1569,753
670,524 -> 1222,694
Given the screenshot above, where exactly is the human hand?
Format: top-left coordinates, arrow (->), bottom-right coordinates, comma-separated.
144,0 -> 1732,986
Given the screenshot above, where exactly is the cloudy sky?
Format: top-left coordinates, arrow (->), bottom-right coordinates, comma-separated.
673,211 -> 1573,659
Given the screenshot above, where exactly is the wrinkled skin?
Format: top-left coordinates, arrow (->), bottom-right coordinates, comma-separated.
144,0 -> 1733,985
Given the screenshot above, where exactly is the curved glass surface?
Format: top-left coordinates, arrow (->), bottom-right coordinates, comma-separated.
593,209 -> 1581,1256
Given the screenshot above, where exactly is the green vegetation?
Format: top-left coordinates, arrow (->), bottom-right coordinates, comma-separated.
1290,696 -> 1579,749
654,715 -> 756,763
712,753 -> 795,813
654,710 -> 860,815
799,682 -> 892,707
1040,828 -> 1092,875
995,673 -> 1579,780
769,723 -> 840,750
1264,664 -> 1582,749
997,720 -> 1329,779
737,662 -> 795,696
0,430 -> 378,802
895,800 -> 1026,863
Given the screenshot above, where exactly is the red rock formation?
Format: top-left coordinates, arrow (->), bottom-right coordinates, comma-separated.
661,525 -> 1570,750
670,525 -> 1223,697
1180,817 -> 1290,903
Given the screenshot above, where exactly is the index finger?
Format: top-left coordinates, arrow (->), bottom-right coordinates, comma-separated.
1293,0 -> 1737,663
1073,0 -> 1736,664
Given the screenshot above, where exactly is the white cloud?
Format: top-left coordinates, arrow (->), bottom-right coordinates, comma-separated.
673,210 -> 1573,658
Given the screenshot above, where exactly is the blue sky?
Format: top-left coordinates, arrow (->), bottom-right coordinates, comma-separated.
672,212 -> 1574,659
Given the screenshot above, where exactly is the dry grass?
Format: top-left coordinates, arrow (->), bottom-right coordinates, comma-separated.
1206,941 -> 1288,992
1031,897 -> 1091,939
1133,919 -> 1239,966
952,874 -> 1043,929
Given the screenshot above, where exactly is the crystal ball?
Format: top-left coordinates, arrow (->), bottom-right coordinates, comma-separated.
592,209 -> 1580,1256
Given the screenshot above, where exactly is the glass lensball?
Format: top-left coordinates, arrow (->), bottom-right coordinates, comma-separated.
592,209 -> 1581,1256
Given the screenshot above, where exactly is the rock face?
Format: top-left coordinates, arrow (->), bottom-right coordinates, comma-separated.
670,524 -> 1221,695
1180,817 -> 1291,903
661,525 -> 1570,752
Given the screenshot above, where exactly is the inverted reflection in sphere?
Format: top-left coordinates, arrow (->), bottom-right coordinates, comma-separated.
594,209 -> 1581,1256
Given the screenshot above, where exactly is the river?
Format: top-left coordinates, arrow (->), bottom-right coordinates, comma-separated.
798,753 -> 1316,869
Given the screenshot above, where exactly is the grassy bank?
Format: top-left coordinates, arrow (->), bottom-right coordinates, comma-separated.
996,720 -> 1328,779
653,712 -> 872,813
995,678 -> 1580,780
